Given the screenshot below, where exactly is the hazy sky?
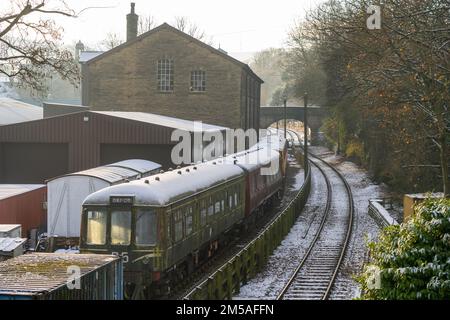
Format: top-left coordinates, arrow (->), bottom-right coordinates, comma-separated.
52,0 -> 324,53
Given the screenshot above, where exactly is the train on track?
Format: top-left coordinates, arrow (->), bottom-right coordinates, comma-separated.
79,133 -> 288,298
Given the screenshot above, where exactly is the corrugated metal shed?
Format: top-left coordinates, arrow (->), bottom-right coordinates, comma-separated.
47,159 -> 161,237
0,185 -> 46,237
0,253 -> 123,300
0,111 -> 229,184
0,98 -> 43,125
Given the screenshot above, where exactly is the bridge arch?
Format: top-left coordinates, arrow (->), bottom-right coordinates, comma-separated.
260,105 -> 326,145
267,119 -> 311,143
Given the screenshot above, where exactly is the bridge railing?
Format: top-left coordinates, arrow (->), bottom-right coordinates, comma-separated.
368,199 -> 399,227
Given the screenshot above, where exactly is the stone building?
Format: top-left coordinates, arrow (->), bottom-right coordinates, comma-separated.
81,3 -> 263,131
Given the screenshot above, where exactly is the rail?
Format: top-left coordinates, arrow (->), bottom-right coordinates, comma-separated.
277,129 -> 354,300
182,150 -> 311,300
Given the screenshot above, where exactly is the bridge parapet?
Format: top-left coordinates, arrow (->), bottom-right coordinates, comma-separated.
260,105 -> 328,145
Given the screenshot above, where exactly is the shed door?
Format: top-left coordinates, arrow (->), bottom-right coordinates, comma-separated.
0,143 -> 69,183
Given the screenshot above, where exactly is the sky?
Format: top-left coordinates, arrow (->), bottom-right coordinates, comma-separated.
49,0 -> 324,55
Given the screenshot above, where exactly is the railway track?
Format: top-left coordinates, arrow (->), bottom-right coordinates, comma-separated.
277,130 -> 354,300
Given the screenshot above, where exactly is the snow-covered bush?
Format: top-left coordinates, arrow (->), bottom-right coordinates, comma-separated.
357,197 -> 450,299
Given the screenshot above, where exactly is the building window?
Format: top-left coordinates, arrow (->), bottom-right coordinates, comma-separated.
190,70 -> 206,92
157,59 -> 174,92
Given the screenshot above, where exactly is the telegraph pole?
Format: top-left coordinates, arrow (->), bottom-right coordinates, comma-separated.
304,93 -> 308,175
283,98 -> 287,139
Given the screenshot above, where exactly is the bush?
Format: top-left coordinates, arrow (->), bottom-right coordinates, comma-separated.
345,140 -> 365,164
356,197 -> 450,299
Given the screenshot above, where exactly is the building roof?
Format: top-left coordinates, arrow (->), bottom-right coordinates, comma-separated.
104,159 -> 161,174
0,238 -> 26,253
0,225 -> 21,233
0,185 -> 45,201
0,98 -> 43,125
82,23 -> 263,83
0,253 -> 118,296
94,111 -> 229,132
47,159 -> 161,184
79,51 -> 104,63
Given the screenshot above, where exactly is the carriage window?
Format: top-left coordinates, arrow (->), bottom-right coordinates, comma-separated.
86,210 -> 107,245
174,210 -> 183,242
200,200 -> 207,225
208,197 -> 214,216
215,198 -> 221,214
135,209 -> 157,245
228,191 -> 234,208
234,192 -> 239,206
111,210 -> 132,245
185,206 -> 193,236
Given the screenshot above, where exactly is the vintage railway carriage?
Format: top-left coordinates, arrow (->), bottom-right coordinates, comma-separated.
231,147 -> 284,218
80,161 -> 246,297
80,137 -> 288,298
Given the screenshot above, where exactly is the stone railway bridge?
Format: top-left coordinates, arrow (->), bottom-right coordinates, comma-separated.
260,105 -> 328,144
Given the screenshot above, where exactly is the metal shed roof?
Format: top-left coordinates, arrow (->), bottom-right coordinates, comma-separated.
0,253 -> 118,295
0,238 -> 26,253
94,111 -> 229,132
0,98 -> 43,125
104,159 -> 161,174
0,225 -> 21,233
0,185 -> 46,201
47,159 -> 161,184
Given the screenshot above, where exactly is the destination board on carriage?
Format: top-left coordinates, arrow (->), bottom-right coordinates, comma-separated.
110,195 -> 135,205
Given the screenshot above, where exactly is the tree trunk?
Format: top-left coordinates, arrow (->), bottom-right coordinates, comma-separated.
439,131 -> 449,198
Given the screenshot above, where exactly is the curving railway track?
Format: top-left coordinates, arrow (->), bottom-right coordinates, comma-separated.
277,129 -> 354,300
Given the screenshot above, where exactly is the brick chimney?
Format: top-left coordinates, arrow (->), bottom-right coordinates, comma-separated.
126,3 -> 138,42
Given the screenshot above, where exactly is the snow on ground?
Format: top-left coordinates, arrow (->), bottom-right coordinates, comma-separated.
234,145 -> 389,300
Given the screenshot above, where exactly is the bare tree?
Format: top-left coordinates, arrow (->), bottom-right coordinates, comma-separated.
174,16 -> 212,44
0,0 -> 80,92
138,14 -> 156,35
101,32 -> 124,50
289,0 -> 449,196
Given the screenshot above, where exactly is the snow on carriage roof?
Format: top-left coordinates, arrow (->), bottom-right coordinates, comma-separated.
47,159 -> 162,184
0,98 -> 43,125
104,159 -> 161,174
230,146 -> 280,172
83,160 -> 245,206
255,132 -> 286,152
93,111 -> 229,132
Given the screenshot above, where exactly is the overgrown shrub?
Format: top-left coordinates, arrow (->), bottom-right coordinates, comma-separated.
356,198 -> 450,299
